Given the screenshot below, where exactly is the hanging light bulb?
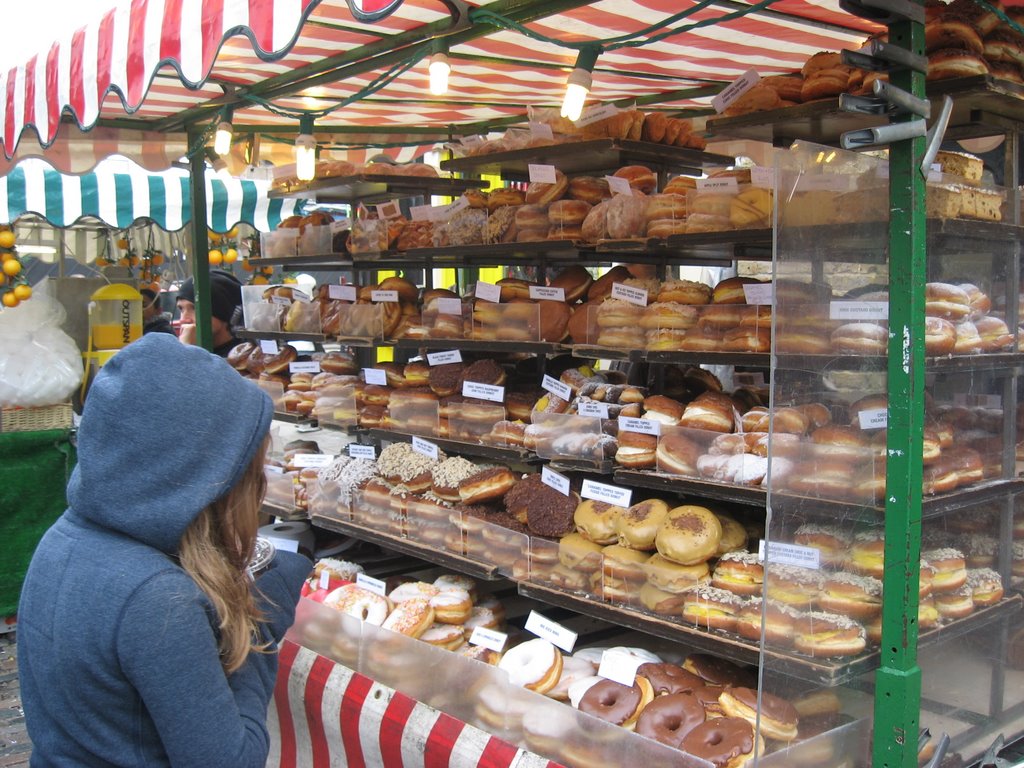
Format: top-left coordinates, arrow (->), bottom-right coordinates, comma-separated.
295,116 -> 317,182
428,39 -> 451,96
561,47 -> 600,122
213,108 -> 233,156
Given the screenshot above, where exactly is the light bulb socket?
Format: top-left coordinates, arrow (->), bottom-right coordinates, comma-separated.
565,67 -> 593,91
429,52 -> 450,70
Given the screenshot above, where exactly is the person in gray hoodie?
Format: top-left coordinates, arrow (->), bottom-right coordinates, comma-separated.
17,333 -> 311,767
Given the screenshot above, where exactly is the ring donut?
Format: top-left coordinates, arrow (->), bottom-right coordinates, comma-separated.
635,692 -> 706,749
577,676 -> 655,730
497,638 -> 564,694
324,584 -> 392,626
680,716 -> 763,767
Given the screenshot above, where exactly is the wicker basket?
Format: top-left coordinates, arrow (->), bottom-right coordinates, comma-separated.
1,402 -> 74,433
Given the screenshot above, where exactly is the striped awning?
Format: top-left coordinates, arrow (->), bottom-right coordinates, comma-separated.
0,163 -> 305,232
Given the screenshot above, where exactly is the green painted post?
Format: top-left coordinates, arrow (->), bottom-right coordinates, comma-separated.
872,11 -> 926,768
187,129 -> 213,352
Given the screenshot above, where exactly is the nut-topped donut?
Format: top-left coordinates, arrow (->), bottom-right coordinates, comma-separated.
635,692 -> 706,749
577,676 -> 655,730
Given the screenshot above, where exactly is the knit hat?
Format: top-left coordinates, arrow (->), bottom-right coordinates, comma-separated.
177,270 -> 243,323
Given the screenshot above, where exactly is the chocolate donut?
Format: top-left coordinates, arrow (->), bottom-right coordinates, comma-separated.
681,717 -> 758,768
636,663 -> 706,696
460,359 -> 507,388
429,362 -> 465,397
635,692 -> 706,749
577,678 -> 644,727
682,653 -> 758,688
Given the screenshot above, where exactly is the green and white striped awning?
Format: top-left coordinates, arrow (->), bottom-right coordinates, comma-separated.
0,163 -> 305,233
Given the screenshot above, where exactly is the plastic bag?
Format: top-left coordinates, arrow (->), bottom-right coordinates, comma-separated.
0,291 -> 84,406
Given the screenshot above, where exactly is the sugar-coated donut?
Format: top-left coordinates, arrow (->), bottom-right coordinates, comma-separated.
420,622 -> 467,650
324,584 -> 392,626
498,638 -> 563,693
635,692 -> 706,748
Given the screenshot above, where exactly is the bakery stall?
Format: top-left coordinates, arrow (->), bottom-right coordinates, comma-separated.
4,0 -> 1023,766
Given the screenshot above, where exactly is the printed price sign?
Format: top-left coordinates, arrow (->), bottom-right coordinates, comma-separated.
580,479 -> 632,507
578,400 -> 610,419
528,164 -> 558,184
610,282 -> 648,306
462,381 -> 505,402
529,286 -> 565,301
428,350 -> 463,366
259,339 -> 279,354
289,361 -> 322,374
270,295 -> 292,306
412,435 -> 439,460
371,290 -> 399,303
469,626 -> 508,652
712,69 -> 760,113
436,298 -> 463,315
475,281 -> 501,303
606,175 -> 634,197
542,375 -> 572,402
541,466 -> 571,496
328,284 -> 357,301
576,103 -> 619,127
356,573 -> 387,597
618,416 -> 660,436
363,368 -> 388,385
598,649 -> 644,687
525,610 -> 578,652
829,301 -> 888,320
291,454 -> 335,468
319,571 -> 331,590
857,408 -> 888,430
758,540 -> 821,570
696,177 -> 740,193
348,444 -> 377,460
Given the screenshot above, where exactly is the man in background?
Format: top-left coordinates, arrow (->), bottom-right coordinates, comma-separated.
175,269 -> 243,357
140,287 -> 174,335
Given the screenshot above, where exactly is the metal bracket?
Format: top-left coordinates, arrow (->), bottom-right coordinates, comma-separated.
839,93 -> 895,116
920,732 -> 950,768
920,95 -> 954,177
842,40 -> 928,74
839,0 -> 923,24
873,79 -> 931,119
841,119 -> 927,149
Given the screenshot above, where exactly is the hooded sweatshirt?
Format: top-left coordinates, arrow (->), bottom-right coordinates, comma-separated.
18,334 -> 311,768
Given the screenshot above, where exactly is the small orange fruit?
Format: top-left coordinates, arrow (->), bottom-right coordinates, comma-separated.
151,253 -> 164,266
2,259 -> 21,277
116,237 -> 129,249
0,231 -> 16,249
2,291 -> 19,308
208,249 -> 223,266
252,275 -> 269,285
241,260 -> 254,272
13,284 -> 31,301
223,248 -> 238,264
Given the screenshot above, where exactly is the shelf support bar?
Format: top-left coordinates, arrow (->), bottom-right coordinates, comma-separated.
187,128 -> 213,352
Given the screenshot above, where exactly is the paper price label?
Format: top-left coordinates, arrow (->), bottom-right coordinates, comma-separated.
475,281 -> 501,303
328,284 -> 357,301
712,69 -> 760,113
371,290 -> 399,303
758,540 -> 821,570
618,416 -> 660,436
576,103 -> 619,127
857,408 -> 888,430
469,626 -> 508,652
542,375 -> 572,402
696,177 -> 740,193
292,453 -> 335,468
525,610 -> 578,653
270,295 -> 292,306
541,466 -> 571,496
610,282 -> 648,307
743,283 -> 774,305
829,301 -> 888,320
598,649 -> 644,687
289,361 -> 322,374
348,444 -> 377,460
428,350 -> 462,366
529,121 -> 554,140
412,435 -> 439,460
528,164 -> 558,184
463,381 -> 505,402
606,175 -> 634,197
265,535 -> 299,553
436,298 -> 463,315
356,573 -> 387,597
751,167 -> 775,189
581,479 -> 632,507
578,400 -> 610,419
410,204 -> 433,222
319,571 -> 331,590
529,286 -> 566,301
445,195 -> 471,217
363,367 -> 388,385
259,339 -> 279,354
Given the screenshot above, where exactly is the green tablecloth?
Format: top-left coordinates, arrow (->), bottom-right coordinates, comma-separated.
0,429 -> 76,616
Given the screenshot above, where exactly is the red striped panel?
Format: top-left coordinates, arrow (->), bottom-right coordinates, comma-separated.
68,29 -> 87,121
303,654 -> 337,768
201,0 -> 226,78
423,712 -> 465,768
249,0 -> 276,54
340,672 -> 373,767
3,75 -> 16,152
22,58 -> 35,134
96,12 -> 115,111
274,640 -> 301,768
379,691 -> 418,767
160,0 -> 185,64
479,735 -> 520,768
126,0 -> 149,106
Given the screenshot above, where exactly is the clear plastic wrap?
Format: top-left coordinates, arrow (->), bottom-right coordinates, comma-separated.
0,290 -> 83,406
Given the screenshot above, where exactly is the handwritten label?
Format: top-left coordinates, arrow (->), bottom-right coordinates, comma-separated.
696,177 -> 740,193
858,408 -> 888,430
610,282 -> 648,306
412,435 -> 439,460
462,381 -> 505,402
542,375 -> 572,401
436,298 -> 463,315
328,284 -> 354,301
442,196 -> 471,219
829,301 -> 888,320
576,103 -> 619,127
541,466 -> 571,496
581,479 -> 632,507
475,281 -> 502,303
529,122 -> 554,140
356,573 -> 388,597
528,164 -> 558,184
598,649 -> 644,687
606,175 -> 634,197
291,453 -> 335,468
712,69 -> 760,113
348,444 -> 377,460
743,283 -> 774,305
619,416 -> 661,436
260,339 -> 280,354
371,290 -> 399,303
529,285 -> 566,301
758,540 -> 821,570
578,400 -> 610,419
525,610 -> 578,653
469,626 -> 509,652
289,361 -> 322,374
428,350 -> 463,366
363,367 -> 388,385
751,167 -> 775,188
410,204 -> 433,222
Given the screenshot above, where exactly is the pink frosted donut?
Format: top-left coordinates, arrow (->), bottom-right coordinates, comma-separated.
324,584 -> 392,626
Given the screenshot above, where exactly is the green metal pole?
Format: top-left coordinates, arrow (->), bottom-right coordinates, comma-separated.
187,129 -> 213,352
872,11 -> 926,768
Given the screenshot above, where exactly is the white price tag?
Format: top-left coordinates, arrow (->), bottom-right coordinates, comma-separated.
428,350 -> 463,366
260,339 -> 280,354
475,281 -> 502,303
580,479 -> 632,507
291,453 -> 335,468
758,540 -> 821,570
412,435 -> 439,460
598,649 -> 644,687
410,204 -> 433,222
743,283 -> 774,305
289,361 -> 322,374
444,196 -> 471,218
541,466 -> 571,496
618,416 -> 661,436
363,367 -> 388,385
348,444 -> 377,460
462,381 -> 505,402
712,69 -> 760,113
371,290 -> 399,303
829,301 -> 888,320
696,177 -> 740,193
525,610 -> 578,653
319,570 -> 331,590
436,298 -> 463,315
578,400 -> 610,419
528,164 -> 558,184
270,295 -> 292,306
264,464 -> 285,475
356,573 -> 388,597
576,103 -> 619,127
610,282 -> 648,307
328,284 -> 352,301
265,535 -> 299,553
376,201 -> 402,219
291,341 -> 316,353
542,375 -> 572,402
529,121 -> 554,140
751,167 -> 775,188
529,285 -> 566,301
606,175 -> 634,197
858,408 -> 888,430
469,626 -> 508,652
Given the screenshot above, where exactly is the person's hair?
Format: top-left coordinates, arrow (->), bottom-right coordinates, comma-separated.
178,436 -> 270,674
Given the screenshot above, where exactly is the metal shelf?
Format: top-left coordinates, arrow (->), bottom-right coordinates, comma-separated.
390,337 -> 567,355
236,329 -> 326,343
365,428 -> 540,466
268,174 -> 488,203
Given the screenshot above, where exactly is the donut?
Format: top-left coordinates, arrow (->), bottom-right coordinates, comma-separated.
635,692 -> 706,748
602,545 -> 652,602
577,676 -> 655,730
324,584 -> 392,626
657,279 -> 712,305
568,176 -> 611,205
428,362 -> 464,397
388,580 -> 440,603
486,187 -> 525,211
420,622 -> 467,651
613,165 -> 658,195
636,663 -> 706,696
681,586 -> 745,631
922,547 -> 967,592
643,554 -> 710,594
549,265 -> 594,304
792,611 -> 867,657
545,655 -> 600,702
711,276 -> 759,305
640,302 -> 700,331
655,431 -> 702,476
656,505 -> 723,565
819,572 -> 884,620
966,567 -> 1004,606
678,391 -> 737,432
548,199 -> 592,228
681,717 -> 762,768
497,638 -> 563,693
428,588 -> 472,625
227,341 -> 256,371
976,315 -> 1014,351
734,598 -> 797,646
928,48 -> 989,80
571,499 -> 622,545
615,431 -> 658,469
615,498 -> 670,551
925,15 -> 983,53
262,344 -> 298,374
588,265 -> 634,302
710,551 -> 764,596
765,564 -> 823,609
526,170 -> 569,205
831,322 -> 887,354
682,654 -> 757,688
718,687 -> 799,742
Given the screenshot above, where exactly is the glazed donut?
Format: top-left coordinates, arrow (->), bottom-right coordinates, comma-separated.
574,499 -> 624,545
655,431 -> 701,476
578,676 -> 655,730
419,623 -> 467,651
549,264 -> 594,304
643,554 -> 710,594
262,344 -> 298,374
388,580 -> 440,603
615,498 -> 670,550
636,663 -> 706,696
644,193 -> 689,224
549,199 -> 592,228
976,315 -> 1014,351
831,322 -> 887,354
526,171 -> 569,205
515,204 -> 551,231
718,687 -> 799,742
568,175 -> 611,205
378,275 -> 419,304
613,165 -> 658,195
558,532 -> 604,573
324,584 -> 392,626
227,341 -> 256,371
656,505 -> 723,566
430,588 -> 473,624
458,467 -> 516,504
925,316 -> 957,356
588,265 -> 634,302
681,717 -> 763,768
635,692 -> 706,748
498,638 -> 563,693
712,276 -> 760,305
381,597 -> 435,638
